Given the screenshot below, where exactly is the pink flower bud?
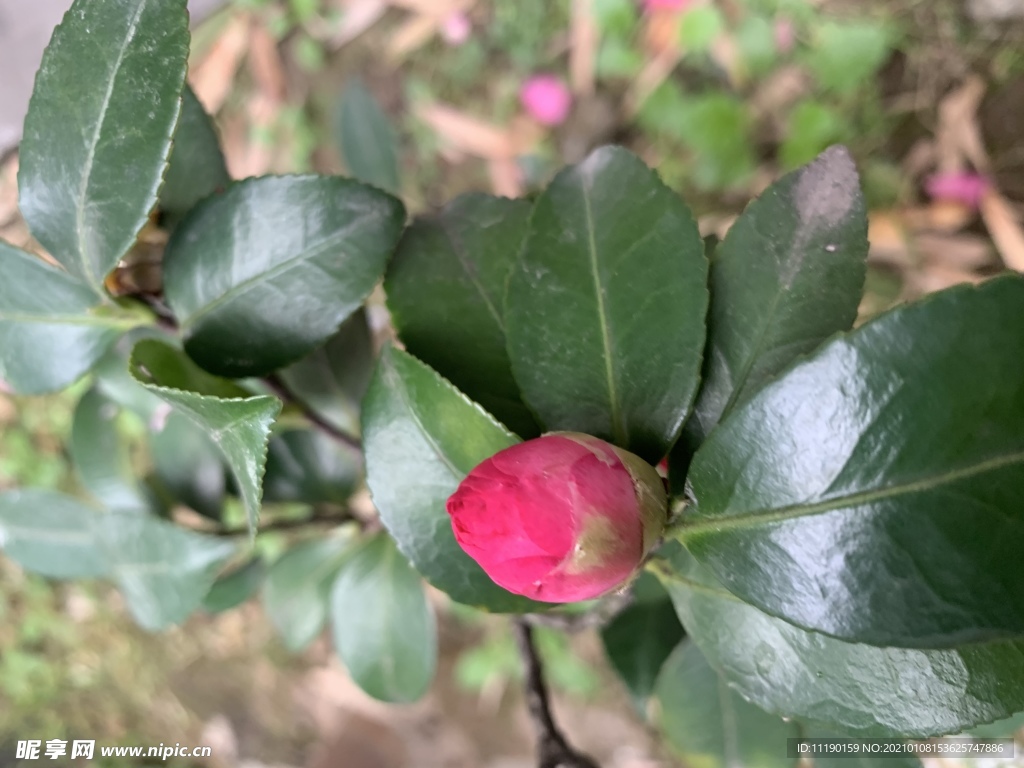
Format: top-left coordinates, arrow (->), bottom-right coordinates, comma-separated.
446,432 -> 668,603
925,172 -> 990,209
519,75 -> 573,127
774,17 -> 796,55
441,12 -> 471,46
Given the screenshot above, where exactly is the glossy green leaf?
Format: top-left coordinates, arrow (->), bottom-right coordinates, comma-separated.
93,330 -> 168,420
17,0 -> 189,292
336,79 -> 400,194
263,535 -> 352,652
163,175 -> 405,377
263,430 -> 361,505
0,242 -> 135,393
656,543 -> 1024,738
203,556 -> 266,614
71,387 -> 150,513
330,534 -> 437,702
680,146 -> 867,456
129,339 -> 281,536
655,641 -> 799,768
601,573 -> 685,708
101,513 -> 237,631
362,345 -> 541,612
277,309 -> 373,437
0,489 -> 107,579
386,194 -> 538,437
150,411 -> 226,520
160,84 -> 230,227
680,276 -> 1024,648
506,146 -> 708,463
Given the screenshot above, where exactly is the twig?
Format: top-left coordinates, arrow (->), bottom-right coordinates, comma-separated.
522,589 -> 634,633
132,292 -> 178,332
513,619 -> 601,768
261,373 -> 361,451
129,297 -> 360,451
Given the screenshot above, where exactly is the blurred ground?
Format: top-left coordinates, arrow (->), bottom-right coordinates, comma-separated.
4,0 -> 1024,766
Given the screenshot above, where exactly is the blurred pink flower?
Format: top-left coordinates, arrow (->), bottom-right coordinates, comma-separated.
774,17 -> 796,54
643,0 -> 693,11
925,172 -> 990,209
441,12 -> 471,46
520,75 -> 572,126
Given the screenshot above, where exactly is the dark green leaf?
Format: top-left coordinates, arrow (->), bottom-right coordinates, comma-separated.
150,411 -> 226,520
601,572 -> 684,707
203,557 -> 266,614
17,0 -> 189,292
680,146 -> 867,456
0,242 -> 136,393
277,308 -> 373,437
362,345 -> 542,612
263,429 -> 361,505
0,489 -> 107,579
336,79 -> 400,194
386,194 -> 538,437
71,387 -> 151,513
330,534 -> 437,702
101,513 -> 237,630
655,640 -> 799,768
160,84 -> 230,227
656,543 -> 1024,738
263,535 -> 352,651
680,276 -> 1024,647
129,339 -> 281,536
506,146 -> 708,463
163,175 -> 405,377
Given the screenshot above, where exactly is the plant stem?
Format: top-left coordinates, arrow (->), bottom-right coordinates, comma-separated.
208,508 -> 357,537
261,373 -> 361,451
512,619 -> 601,768
522,589 -> 634,633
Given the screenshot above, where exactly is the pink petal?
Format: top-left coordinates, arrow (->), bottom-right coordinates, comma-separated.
774,17 -> 796,55
925,173 -> 990,209
441,12 -> 471,46
520,75 -> 572,127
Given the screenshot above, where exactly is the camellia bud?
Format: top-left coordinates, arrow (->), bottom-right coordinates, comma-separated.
446,432 -> 668,603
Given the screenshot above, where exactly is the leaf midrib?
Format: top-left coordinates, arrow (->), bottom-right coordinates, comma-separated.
74,0 -> 149,291
580,176 -> 625,446
179,220 -> 369,332
680,449 -> 1024,537
384,355 -> 461,480
716,214 -> 802,421
1,525 -> 94,545
439,217 -> 505,332
0,309 -> 132,327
